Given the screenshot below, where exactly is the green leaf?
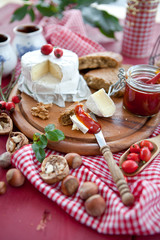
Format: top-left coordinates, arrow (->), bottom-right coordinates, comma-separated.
33,132 -> 41,142
81,6 -> 122,38
76,0 -> 116,8
40,135 -> 48,148
32,143 -> 46,162
10,5 -> 28,22
36,2 -> 58,16
44,124 -> 55,133
28,7 -> 35,22
46,129 -> 65,142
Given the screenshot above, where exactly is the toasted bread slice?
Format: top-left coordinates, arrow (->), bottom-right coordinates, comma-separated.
83,64 -> 131,97
79,51 -> 123,70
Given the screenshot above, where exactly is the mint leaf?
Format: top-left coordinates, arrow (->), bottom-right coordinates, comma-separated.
46,129 -> 65,141
32,143 -> 46,163
40,135 -> 48,148
44,124 -> 55,132
10,5 -> 29,22
33,132 -> 41,142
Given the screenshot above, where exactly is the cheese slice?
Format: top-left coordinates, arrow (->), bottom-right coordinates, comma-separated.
70,115 -> 89,134
86,88 -> 116,117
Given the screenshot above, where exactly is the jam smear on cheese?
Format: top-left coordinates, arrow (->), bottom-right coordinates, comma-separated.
75,104 -> 101,134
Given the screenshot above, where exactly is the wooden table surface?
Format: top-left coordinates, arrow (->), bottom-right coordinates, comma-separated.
0,3 -> 160,240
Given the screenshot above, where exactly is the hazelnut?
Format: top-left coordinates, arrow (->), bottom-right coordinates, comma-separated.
0,181 -> 7,195
0,152 -> 11,168
79,182 -> 99,200
84,194 -> 106,217
6,168 -> 25,187
61,175 -> 79,196
65,153 -> 82,169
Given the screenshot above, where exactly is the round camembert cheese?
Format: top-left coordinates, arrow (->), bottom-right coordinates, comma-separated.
18,48 -> 91,107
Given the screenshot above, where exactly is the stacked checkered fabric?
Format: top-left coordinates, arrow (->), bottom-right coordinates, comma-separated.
12,9 -> 160,235
122,0 -> 159,58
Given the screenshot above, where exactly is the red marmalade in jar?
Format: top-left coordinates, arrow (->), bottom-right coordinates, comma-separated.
123,65 -> 160,116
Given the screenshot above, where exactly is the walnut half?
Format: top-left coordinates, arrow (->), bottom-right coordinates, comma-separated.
31,102 -> 52,120
6,132 -> 29,154
0,113 -> 13,135
40,155 -> 69,184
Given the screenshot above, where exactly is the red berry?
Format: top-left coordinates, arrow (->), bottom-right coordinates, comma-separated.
54,48 -> 63,58
140,140 -> 154,151
140,147 -> 151,162
0,101 -> 6,109
41,44 -> 53,55
5,102 -> 15,112
12,95 -> 21,104
127,153 -> 140,162
122,160 -> 138,174
129,144 -> 140,153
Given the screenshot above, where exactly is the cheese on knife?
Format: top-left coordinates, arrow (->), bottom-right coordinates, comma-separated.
86,88 -> 116,117
70,115 -> 89,134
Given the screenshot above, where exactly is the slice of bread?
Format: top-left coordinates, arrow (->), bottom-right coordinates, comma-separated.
59,102 -> 78,126
79,51 -> 123,70
83,64 -> 131,97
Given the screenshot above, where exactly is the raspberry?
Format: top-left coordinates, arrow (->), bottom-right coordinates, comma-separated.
41,44 -> 53,55
54,48 -> 63,58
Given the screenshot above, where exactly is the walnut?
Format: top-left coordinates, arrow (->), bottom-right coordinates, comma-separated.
40,155 -> 69,184
0,113 -> 13,135
6,132 -> 29,154
31,102 -> 52,120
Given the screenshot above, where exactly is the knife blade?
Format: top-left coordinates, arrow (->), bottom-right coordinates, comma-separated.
90,112 -> 134,206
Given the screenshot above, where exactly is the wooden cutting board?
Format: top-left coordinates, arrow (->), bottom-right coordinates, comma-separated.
9,85 -> 160,155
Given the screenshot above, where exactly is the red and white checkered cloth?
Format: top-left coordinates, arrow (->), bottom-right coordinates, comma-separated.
39,9 -> 105,57
12,8 -> 160,235
122,0 -> 159,58
11,124 -> 160,235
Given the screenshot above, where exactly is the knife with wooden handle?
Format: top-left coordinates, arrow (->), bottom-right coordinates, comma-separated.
90,113 -> 134,206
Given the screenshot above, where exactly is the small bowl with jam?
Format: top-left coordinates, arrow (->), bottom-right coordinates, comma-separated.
123,64 -> 160,117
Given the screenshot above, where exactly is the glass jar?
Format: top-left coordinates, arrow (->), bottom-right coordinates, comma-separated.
123,64 -> 160,116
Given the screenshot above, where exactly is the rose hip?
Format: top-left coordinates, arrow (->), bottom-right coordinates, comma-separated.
0,101 -> 6,109
54,48 -> 63,58
129,144 -> 140,153
12,95 -> 21,104
127,153 -> 140,162
5,102 -> 15,112
140,147 -> 151,162
41,44 -> 53,55
122,160 -> 138,174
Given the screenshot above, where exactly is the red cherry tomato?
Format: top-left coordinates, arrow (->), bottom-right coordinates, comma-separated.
127,153 -> 140,162
140,140 -> 154,151
130,144 -> 140,153
122,160 -> 138,174
140,147 -> 151,162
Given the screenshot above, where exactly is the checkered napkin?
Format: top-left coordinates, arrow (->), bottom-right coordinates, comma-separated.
122,0 -> 159,58
11,124 -> 160,235
39,9 -> 105,56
